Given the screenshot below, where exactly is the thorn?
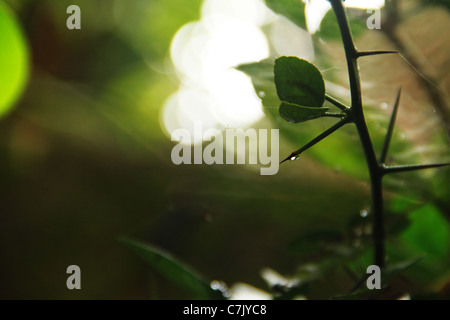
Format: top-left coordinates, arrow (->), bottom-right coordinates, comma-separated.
357,50 -> 398,58
280,153 -> 297,164
280,117 -> 351,165
383,162 -> 450,175
379,88 -> 402,164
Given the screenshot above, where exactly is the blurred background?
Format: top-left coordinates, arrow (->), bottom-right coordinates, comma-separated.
0,0 -> 449,299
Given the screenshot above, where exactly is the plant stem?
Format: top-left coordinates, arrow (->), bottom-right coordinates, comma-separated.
383,163 -> 450,174
325,94 -> 350,111
329,0 -> 386,268
379,88 -> 402,164
280,115 -> 351,163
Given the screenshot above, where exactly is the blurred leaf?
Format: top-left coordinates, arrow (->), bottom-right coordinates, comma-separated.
334,256 -> 423,300
274,56 -> 325,108
401,204 -> 450,258
280,102 -> 329,123
315,9 -> 366,41
120,238 -> 219,299
332,288 -> 378,300
114,0 -> 204,57
315,9 -> 341,40
264,0 -> 306,29
384,256 -> 424,278
387,197 -> 422,214
0,2 -> 28,118
236,59 -> 279,109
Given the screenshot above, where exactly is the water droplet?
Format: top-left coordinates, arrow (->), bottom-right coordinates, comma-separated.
210,280 -> 228,295
258,91 -> 265,98
360,209 -> 368,218
210,280 -> 221,290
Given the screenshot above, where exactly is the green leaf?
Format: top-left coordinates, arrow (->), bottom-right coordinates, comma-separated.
279,101 -> 329,123
274,56 -> 325,108
237,57 -> 329,124
315,9 -> 366,41
264,0 -> 306,29
120,238 -> 219,299
236,59 -> 279,109
0,2 -> 29,118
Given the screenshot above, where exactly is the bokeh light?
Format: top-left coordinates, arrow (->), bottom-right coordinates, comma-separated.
162,0 -> 273,143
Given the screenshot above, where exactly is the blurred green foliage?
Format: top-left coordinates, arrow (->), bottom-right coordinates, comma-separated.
264,0 -> 306,29
0,2 -> 28,118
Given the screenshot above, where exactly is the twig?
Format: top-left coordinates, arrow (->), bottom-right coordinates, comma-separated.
280,115 -> 352,164
329,0 -> 386,268
383,163 -> 450,175
379,88 -> 402,164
